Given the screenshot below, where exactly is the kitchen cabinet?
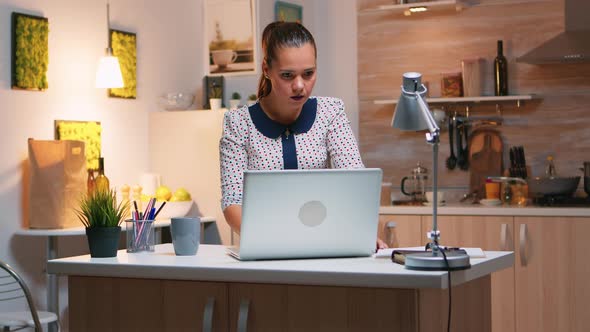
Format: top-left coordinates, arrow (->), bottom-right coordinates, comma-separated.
378,214 -> 422,248
514,216 -> 590,332
163,280 -> 228,331
396,212 -> 590,332
422,215 -> 515,332
68,275 -> 495,332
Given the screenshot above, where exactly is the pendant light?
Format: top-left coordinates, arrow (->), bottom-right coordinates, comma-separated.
95,2 -> 124,88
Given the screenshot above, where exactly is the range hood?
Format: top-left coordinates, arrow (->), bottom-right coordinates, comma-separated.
517,0 -> 590,64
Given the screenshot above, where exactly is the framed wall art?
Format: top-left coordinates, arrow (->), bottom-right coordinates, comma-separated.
109,29 -> 137,99
55,120 -> 102,170
275,1 -> 302,23
11,12 -> 49,91
204,0 -> 257,76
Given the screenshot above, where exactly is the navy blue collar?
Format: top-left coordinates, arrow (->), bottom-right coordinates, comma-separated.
248,98 -> 317,139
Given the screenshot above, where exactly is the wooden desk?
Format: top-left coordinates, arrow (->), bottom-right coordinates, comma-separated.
48,244 -> 513,331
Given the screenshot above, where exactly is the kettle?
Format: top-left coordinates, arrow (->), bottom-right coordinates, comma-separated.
401,163 -> 428,202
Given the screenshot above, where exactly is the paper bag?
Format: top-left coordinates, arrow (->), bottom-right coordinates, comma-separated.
28,139 -> 87,229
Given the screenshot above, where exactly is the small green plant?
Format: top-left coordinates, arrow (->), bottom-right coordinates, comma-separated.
75,189 -> 129,228
231,92 -> 241,100
248,94 -> 257,101
209,83 -> 222,99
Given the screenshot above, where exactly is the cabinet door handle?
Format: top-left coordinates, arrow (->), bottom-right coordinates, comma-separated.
500,223 -> 508,251
519,223 -> 527,266
386,221 -> 397,247
202,297 -> 215,332
237,299 -> 250,332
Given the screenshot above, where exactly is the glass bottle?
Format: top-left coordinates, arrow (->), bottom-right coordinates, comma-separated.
87,169 -> 96,196
494,40 -> 508,96
545,155 -> 557,177
95,157 -> 110,193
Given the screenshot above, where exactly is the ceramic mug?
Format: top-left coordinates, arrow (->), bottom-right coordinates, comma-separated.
212,49 -> 238,67
170,217 -> 200,255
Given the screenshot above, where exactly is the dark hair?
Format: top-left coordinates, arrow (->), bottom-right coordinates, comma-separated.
257,21 -> 317,99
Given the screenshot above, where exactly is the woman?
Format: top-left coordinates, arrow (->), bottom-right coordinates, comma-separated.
219,21 -> 387,249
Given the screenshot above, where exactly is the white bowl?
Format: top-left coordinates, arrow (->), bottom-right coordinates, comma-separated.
155,201 -> 193,219
158,93 -> 194,111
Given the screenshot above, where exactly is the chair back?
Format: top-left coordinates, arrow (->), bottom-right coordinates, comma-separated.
0,260 -> 42,331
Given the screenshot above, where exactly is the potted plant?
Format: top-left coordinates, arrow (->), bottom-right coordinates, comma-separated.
209,82 -> 223,110
247,93 -> 257,106
76,189 -> 129,257
229,92 -> 241,110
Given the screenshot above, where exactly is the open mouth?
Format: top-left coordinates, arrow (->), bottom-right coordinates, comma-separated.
290,95 -> 305,101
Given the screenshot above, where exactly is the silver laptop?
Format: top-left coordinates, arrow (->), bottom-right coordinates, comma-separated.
227,168 -> 383,260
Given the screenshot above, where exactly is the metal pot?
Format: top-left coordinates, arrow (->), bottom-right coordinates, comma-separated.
527,176 -> 581,197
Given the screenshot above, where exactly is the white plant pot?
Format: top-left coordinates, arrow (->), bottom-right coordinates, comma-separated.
229,99 -> 240,110
209,98 -> 222,111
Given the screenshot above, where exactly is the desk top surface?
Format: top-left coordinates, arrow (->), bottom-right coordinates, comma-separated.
48,244 -> 513,289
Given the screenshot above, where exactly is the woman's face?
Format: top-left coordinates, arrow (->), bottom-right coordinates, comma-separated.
264,43 -> 317,113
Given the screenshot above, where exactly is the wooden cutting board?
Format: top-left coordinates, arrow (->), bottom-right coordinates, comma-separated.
469,129 -> 503,199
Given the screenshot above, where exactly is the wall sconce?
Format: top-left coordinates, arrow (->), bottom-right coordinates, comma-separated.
95,2 -> 124,88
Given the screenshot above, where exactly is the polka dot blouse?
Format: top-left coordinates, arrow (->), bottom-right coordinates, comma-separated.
219,96 -> 364,210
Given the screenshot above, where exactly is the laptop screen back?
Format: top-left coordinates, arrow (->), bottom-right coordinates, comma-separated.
237,168 -> 383,260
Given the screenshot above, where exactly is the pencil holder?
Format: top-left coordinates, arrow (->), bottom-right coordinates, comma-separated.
126,219 -> 155,253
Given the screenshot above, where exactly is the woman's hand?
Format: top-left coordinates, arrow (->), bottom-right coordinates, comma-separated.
376,238 -> 389,250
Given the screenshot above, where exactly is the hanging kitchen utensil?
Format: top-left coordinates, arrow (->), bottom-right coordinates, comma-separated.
456,120 -> 467,170
458,121 -> 470,170
446,116 -> 457,170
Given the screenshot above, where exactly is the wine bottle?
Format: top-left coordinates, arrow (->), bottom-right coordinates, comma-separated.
95,157 -> 110,193
494,40 -> 508,96
87,169 -> 96,196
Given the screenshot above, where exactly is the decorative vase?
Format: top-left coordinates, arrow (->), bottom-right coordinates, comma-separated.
209,98 -> 222,110
85,226 -> 121,258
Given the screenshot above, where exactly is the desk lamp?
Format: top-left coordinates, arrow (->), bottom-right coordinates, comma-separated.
392,72 -> 470,270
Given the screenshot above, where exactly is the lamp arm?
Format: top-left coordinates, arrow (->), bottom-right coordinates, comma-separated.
414,91 -> 440,142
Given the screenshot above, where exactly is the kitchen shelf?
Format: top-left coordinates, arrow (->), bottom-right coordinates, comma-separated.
373,94 -> 535,107
359,0 -> 469,16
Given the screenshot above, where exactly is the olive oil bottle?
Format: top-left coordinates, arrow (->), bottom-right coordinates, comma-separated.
95,157 -> 110,193
494,40 -> 508,96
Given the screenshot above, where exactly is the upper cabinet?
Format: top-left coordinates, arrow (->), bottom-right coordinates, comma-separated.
359,0 -> 469,16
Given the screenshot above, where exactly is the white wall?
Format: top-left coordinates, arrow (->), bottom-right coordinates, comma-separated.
0,0 -> 357,330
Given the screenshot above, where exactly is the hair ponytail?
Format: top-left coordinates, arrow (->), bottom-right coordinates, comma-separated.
256,21 -> 316,99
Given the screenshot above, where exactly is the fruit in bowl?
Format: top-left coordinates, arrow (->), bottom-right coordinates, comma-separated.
145,186 -> 194,219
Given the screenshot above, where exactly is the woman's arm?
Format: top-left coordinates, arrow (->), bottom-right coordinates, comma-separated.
223,204 -> 242,235
219,111 -> 248,234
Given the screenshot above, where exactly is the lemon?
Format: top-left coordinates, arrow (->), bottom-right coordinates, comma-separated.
155,186 -> 172,201
172,187 -> 192,201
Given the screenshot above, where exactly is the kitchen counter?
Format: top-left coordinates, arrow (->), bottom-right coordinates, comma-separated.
49,246 -> 512,331
380,204 -> 590,217
47,243 -> 512,289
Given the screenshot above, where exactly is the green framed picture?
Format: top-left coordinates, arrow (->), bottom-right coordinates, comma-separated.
109,29 -> 137,99
275,1 -> 302,23
55,120 -> 102,170
11,12 -> 49,91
